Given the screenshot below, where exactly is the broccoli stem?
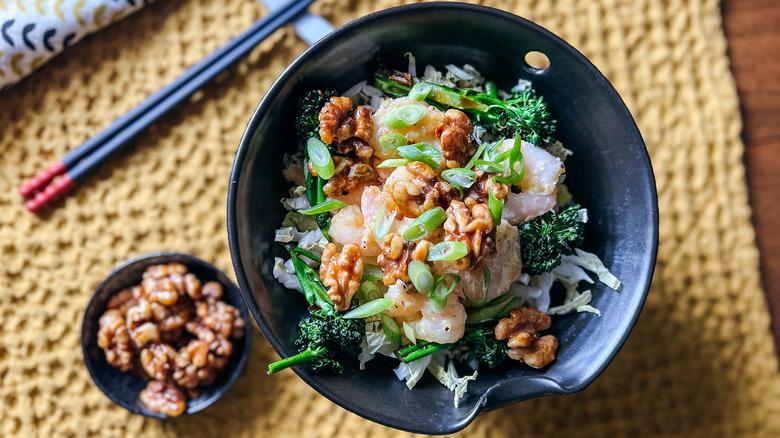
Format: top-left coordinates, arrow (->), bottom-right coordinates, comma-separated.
396,341 -> 454,363
267,345 -> 327,374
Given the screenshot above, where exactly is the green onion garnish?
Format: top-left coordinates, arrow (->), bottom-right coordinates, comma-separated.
402,321 -> 417,345
402,207 -> 446,241
429,274 -> 461,313
376,158 -> 410,169
485,81 -> 498,99
488,189 -> 503,225
361,265 -> 384,284
465,294 -> 524,324
300,199 -> 346,215
373,205 -> 396,243
473,159 -> 505,173
408,260 -> 434,294
379,133 -> 407,150
408,82 -> 432,101
383,104 -> 426,129
441,168 -> 476,188
358,280 -> 383,301
382,314 -> 402,347
464,143 -> 486,170
343,298 -> 395,319
397,143 -> 442,170
426,241 -> 469,261
306,137 -> 335,179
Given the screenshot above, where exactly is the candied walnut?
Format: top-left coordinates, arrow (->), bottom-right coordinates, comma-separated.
185,321 -> 233,357
97,309 -> 134,372
107,285 -> 145,316
319,243 -> 364,311
140,381 -> 186,417
183,273 -> 202,300
389,71 -> 413,87
377,233 -> 432,286
318,96 -> 373,145
318,156 -> 360,197
443,200 -> 496,270
151,300 -> 192,333
126,300 -> 160,348
465,169 -> 509,205
495,308 -> 558,369
195,299 -> 245,339
171,340 -> 214,389
337,137 -> 374,158
140,343 -> 177,381
383,162 -> 455,218
201,281 -> 223,301
435,109 -> 474,168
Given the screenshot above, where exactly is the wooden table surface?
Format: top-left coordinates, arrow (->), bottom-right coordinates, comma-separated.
722,0 -> 780,354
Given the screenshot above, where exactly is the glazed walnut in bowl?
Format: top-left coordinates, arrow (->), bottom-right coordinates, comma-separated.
227,2 -> 657,434
81,253 -> 251,417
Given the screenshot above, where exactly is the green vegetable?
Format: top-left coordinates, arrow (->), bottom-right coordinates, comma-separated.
487,189 -> 503,225
343,298 -> 395,319
441,168 -> 476,188
408,82 -> 432,101
382,314 -> 402,347
402,207 -> 447,241
408,260 -> 434,294
517,203 -> 585,275
294,89 -> 336,140
379,133 -> 407,150
460,324 -> 509,368
300,199 -> 346,215
466,294 -> 524,324
267,249 -> 364,375
426,241 -> 469,261
473,160 -> 504,173
397,143 -> 442,170
373,205 -> 395,243
306,137 -> 335,179
384,105 -> 426,128
376,159 -> 410,168
428,274 -> 460,313
375,71 -> 556,145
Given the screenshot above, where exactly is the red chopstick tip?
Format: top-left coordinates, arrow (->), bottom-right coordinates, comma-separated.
19,161 -> 68,198
25,174 -> 76,214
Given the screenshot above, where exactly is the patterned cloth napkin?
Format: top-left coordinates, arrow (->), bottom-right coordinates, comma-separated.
0,0 -> 154,88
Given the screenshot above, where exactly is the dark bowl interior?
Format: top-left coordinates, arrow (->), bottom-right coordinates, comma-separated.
227,3 -> 658,434
81,252 -> 252,418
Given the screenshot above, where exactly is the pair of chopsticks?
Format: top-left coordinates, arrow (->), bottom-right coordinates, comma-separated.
20,0 -> 317,213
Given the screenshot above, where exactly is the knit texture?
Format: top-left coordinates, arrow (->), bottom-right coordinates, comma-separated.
2,0 -> 779,436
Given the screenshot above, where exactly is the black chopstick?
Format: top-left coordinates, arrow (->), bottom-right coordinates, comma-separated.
22,0 -> 317,213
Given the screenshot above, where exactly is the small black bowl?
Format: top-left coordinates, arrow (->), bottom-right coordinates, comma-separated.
81,252 -> 251,417
228,2 -> 657,434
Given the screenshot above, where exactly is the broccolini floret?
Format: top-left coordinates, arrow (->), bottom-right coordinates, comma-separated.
517,204 -> 585,276
267,248 -> 364,374
294,89 -> 335,140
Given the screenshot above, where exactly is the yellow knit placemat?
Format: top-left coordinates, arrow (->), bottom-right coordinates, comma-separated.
2,0 -> 779,436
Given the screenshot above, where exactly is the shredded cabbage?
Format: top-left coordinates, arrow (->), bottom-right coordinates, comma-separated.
394,355 -> 432,389
426,359 -> 478,408
281,185 -> 310,210
359,327 -> 396,370
272,257 -> 302,292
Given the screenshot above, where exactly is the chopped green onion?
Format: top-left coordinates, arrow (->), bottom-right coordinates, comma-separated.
403,321 -> 417,345
358,280 -> 383,302
373,205 -> 396,243
473,159 -> 505,173
488,189 -> 503,225
465,295 -> 524,324
408,260 -> 434,294
464,143 -> 486,170
382,314 -> 402,347
426,241 -> 469,261
481,265 -> 491,303
429,274 -> 460,313
299,199 -> 346,215
482,138 -> 504,162
397,143 -> 442,170
361,265 -> 384,284
408,82 -> 432,101
402,207 -> 447,241
306,137 -> 335,179
376,159 -> 409,169
441,168 -> 476,188
343,298 -> 395,319
383,104 -> 426,129
379,133 -> 407,150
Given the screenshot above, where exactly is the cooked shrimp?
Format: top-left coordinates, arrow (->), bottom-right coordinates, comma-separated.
370,97 -> 446,162
383,280 -> 466,344
502,191 -> 557,224
434,222 -> 522,303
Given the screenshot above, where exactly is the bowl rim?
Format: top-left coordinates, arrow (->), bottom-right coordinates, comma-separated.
81,251 -> 252,418
227,2 -> 658,433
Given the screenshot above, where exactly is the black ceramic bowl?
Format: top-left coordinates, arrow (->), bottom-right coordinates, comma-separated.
227,3 -> 657,434
81,252 -> 251,417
